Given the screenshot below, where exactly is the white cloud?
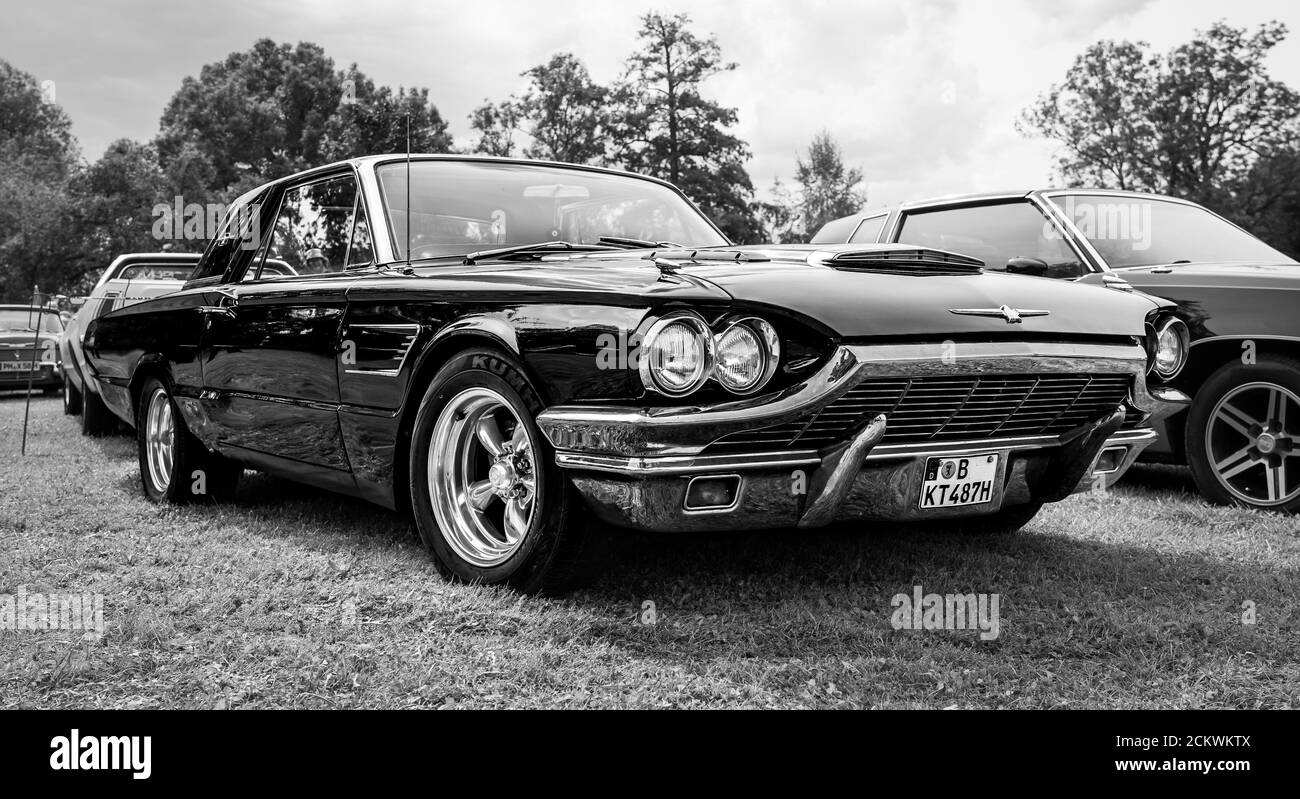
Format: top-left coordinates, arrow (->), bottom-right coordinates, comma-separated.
2,0 -> 1297,212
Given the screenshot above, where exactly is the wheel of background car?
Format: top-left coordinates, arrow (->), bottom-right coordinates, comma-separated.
917,501 -> 1044,535
62,375 -> 81,415
1185,356 -> 1300,513
80,385 -> 117,436
408,347 -> 600,594
135,377 -> 241,504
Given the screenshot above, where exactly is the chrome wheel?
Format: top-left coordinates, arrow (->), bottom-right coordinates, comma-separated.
1206,381 -> 1300,506
144,388 -> 175,494
427,387 -> 539,568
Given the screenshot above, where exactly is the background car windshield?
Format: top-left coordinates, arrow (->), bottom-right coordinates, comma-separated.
1051,194 -> 1296,268
376,161 -> 728,260
0,309 -> 61,333
118,264 -> 195,281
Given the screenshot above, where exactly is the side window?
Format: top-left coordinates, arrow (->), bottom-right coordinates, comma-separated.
849,214 -> 887,244
191,195 -> 263,282
896,201 -> 1086,277
246,174 -> 362,281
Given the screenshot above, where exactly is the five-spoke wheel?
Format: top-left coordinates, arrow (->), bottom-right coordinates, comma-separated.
1204,382 -> 1299,506
1187,356 -> 1300,513
428,387 -> 539,568
409,348 -> 596,592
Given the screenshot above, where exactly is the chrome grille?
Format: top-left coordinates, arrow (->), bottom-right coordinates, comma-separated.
704,373 -> 1132,453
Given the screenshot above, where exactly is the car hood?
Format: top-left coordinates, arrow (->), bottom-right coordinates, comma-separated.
639,245 -> 1166,338
401,244 -> 1168,338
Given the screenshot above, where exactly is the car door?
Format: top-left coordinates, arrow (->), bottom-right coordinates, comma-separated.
887,199 -> 1095,279
198,170 -> 370,473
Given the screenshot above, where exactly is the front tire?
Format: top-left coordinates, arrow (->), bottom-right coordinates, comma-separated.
136,377 -> 240,503
408,348 -> 598,594
1185,356 -> 1300,512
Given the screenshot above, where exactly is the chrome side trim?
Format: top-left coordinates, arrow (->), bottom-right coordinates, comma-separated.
553,450 -> 821,476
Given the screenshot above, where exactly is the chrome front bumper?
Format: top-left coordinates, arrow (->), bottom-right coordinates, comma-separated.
537,342 -> 1190,532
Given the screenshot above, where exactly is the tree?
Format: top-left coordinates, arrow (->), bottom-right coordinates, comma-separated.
793,131 -> 866,241
469,54 -> 608,164
71,139 -> 172,282
155,40 -> 452,202
321,69 -> 452,162
1021,22 -> 1300,220
610,12 -> 763,243
0,60 -> 82,301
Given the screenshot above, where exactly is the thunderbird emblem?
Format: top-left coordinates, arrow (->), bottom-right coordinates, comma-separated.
948,305 -> 1050,324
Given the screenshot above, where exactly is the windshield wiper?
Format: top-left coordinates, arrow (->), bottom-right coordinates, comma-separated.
597,236 -> 683,249
462,241 -> 610,265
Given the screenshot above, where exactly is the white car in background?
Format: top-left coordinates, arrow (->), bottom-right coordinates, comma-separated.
62,251 -> 300,434
61,253 -> 201,433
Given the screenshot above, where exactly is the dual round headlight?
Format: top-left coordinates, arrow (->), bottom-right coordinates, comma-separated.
639,312 -> 780,397
1149,316 -> 1189,380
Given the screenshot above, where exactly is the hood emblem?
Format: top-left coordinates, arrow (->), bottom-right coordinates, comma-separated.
948,305 -> 1050,324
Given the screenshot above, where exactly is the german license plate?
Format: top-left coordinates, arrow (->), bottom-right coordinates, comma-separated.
1,361 -> 34,372
919,453 -> 999,509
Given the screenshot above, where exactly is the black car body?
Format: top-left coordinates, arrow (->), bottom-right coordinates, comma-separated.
83,158 -> 1186,591
814,189 -> 1300,511
0,305 -> 64,393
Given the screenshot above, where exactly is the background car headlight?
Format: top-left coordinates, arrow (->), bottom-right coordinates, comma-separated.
713,317 -> 780,394
1150,316 -> 1189,379
639,312 -> 713,396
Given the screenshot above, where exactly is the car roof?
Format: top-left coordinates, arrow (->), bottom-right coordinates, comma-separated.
898,188 -> 1203,211
228,153 -> 687,208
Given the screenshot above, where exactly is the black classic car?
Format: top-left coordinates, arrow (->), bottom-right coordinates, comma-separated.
83,157 -> 1187,592
814,189 -> 1300,512
0,304 -> 64,394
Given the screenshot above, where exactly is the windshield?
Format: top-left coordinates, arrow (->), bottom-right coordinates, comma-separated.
0,309 -> 62,333
375,160 -> 728,261
1050,194 -> 1295,268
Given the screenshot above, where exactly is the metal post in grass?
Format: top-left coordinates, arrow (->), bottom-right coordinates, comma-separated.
21,286 -> 45,456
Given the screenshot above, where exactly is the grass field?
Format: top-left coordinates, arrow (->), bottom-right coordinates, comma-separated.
2,391 -> 1297,709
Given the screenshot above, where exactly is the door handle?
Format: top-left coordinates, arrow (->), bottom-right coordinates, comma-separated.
198,305 -> 237,318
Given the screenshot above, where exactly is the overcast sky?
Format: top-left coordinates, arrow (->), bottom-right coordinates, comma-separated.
3,0 -> 1298,208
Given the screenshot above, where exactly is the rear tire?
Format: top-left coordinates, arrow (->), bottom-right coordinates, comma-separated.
408,348 -> 601,594
81,385 -> 117,436
62,376 -> 82,415
136,376 -> 240,503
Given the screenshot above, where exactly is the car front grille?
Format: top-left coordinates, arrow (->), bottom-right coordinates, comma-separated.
703,373 -> 1133,453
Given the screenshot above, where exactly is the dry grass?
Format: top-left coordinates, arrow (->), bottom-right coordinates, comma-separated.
1,392 -> 1297,708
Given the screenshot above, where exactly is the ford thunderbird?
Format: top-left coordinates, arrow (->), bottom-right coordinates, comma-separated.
83,157 -> 1187,592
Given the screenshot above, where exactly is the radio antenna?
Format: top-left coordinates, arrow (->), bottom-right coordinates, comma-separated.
405,113 -> 412,266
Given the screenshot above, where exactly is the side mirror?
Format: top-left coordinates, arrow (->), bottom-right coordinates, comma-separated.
70,296 -> 87,309
1005,257 -> 1048,277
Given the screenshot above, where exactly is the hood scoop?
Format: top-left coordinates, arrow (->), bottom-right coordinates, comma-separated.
819,247 -> 984,276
